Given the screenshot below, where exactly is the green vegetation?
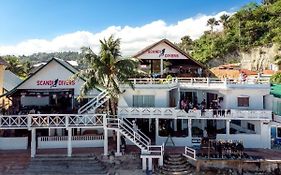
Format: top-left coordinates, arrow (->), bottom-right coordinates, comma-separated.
270,72 -> 281,84
178,0 -> 281,65
74,35 -> 142,115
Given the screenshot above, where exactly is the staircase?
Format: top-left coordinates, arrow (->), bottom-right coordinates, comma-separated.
25,155 -> 108,175
156,154 -> 195,175
78,90 -> 109,114
107,117 -> 163,155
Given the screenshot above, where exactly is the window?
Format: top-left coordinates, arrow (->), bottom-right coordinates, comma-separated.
277,128 -> 281,138
133,95 -> 155,107
237,97 -> 249,107
247,123 -> 255,131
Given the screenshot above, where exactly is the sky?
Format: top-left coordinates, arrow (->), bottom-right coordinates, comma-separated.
0,0 -> 261,56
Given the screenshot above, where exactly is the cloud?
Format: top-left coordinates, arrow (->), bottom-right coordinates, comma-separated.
0,11 -> 232,56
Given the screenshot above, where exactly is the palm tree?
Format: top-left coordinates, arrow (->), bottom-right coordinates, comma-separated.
219,14 -> 230,30
207,18 -> 219,33
75,35 -> 143,116
3,55 -> 26,78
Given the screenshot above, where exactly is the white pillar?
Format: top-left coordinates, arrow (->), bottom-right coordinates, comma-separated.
31,128 -> 36,158
142,158 -> 147,171
156,118 -> 159,138
188,119 -> 192,137
116,131 -> 121,156
104,128 -> 108,156
67,128 -> 72,157
48,128 -> 51,136
174,119 -> 177,132
160,58 -> 163,76
149,119 -> 152,132
148,157 -> 153,171
226,120 -> 230,135
158,157 -> 163,166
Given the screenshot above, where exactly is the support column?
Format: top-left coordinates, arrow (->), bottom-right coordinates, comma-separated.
160,58 -> 163,76
174,119 -> 177,132
156,118 -> 159,138
31,128 -> 36,158
142,158 -> 147,171
116,131 -> 121,156
104,128 -> 108,156
158,157 -> 163,166
149,119 -> 152,132
67,128 -> 72,157
226,120 -> 230,135
148,157 -> 153,171
188,119 -> 192,138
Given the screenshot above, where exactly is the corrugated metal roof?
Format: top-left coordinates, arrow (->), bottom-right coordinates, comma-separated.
3,70 -> 22,91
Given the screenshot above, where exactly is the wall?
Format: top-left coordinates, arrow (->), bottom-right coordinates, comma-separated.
21,96 -> 49,106
120,88 -> 170,107
17,60 -> 99,97
0,137 -> 28,150
221,88 -> 269,110
38,136 -> 104,149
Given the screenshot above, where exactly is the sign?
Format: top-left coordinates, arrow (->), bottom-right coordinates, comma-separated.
147,48 -> 179,58
36,79 -> 75,88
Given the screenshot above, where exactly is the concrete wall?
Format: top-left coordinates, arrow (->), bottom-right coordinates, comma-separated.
0,137 -> 28,150
120,88 -> 170,107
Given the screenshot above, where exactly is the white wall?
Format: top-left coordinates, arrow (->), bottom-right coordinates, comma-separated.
221,88 -> 269,110
17,60 -> 99,97
120,88 -> 170,107
0,137 -> 28,150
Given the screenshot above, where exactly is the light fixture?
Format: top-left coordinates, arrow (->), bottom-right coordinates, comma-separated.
37,93 -> 41,98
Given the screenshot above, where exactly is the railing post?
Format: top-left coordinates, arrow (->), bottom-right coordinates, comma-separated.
224,77 -> 227,86
207,77 -> 210,86
133,78 -> 136,85
31,128 -> 36,158
191,78 -> 193,85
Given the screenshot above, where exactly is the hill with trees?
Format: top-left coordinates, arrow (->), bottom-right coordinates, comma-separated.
177,0 -> 281,70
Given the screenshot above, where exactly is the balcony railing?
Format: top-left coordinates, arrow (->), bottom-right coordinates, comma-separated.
127,77 -> 270,87
118,107 -> 272,120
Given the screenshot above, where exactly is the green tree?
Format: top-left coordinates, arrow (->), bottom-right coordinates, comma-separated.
207,18 -> 219,33
3,55 -> 26,78
75,35 -> 143,116
177,36 -> 193,53
270,72 -> 281,84
219,14 -> 230,30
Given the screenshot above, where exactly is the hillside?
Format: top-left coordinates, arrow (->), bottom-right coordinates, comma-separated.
177,0 -> 281,70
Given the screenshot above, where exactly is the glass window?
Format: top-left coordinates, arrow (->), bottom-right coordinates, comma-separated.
133,95 -> 155,107
237,97 -> 249,107
247,123 -> 255,131
277,128 -> 281,138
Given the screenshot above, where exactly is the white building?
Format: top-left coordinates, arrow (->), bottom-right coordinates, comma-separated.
0,39 -> 280,171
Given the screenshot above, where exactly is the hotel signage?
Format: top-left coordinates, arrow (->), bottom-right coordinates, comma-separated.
36,79 -> 75,88
147,48 -> 179,58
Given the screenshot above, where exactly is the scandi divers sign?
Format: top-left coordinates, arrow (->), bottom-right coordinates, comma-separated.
36,79 -> 75,88
147,48 -> 179,58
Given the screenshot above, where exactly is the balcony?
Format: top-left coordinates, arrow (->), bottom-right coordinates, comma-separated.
118,107 -> 272,121
123,77 -> 270,89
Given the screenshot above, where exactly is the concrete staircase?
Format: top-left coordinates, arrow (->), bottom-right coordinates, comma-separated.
156,154 -> 195,175
25,155 -> 108,175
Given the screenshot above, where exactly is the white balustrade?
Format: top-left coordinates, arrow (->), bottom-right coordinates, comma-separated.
184,146 -> 196,160
0,114 -> 106,129
118,107 -> 272,120
127,77 -> 270,87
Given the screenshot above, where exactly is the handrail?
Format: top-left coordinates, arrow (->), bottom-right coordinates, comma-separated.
122,118 -> 151,144
107,118 -> 150,149
78,90 -> 108,114
184,146 -> 196,160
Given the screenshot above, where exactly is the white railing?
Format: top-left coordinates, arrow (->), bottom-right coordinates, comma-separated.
147,143 -> 164,156
127,77 -> 270,86
184,146 -> 196,160
39,135 -> 104,142
78,90 -> 109,114
0,114 -> 106,129
0,115 -> 29,128
107,117 -> 151,149
118,107 -> 272,120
